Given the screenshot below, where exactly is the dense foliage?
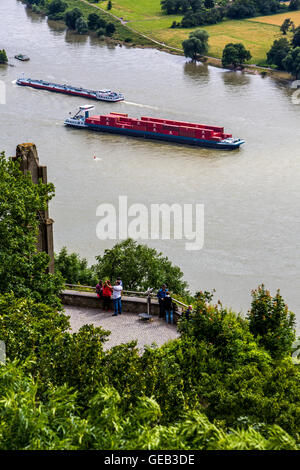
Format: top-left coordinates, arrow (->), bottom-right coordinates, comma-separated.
292,25 -> 300,47
248,285 -> 296,359
0,288 -> 299,449
267,37 -> 291,68
266,26 -> 300,76
0,49 -> 8,64
93,238 -> 189,295
55,246 -> 98,286
282,46 -> 300,78
22,0 -> 117,38
0,152 -> 64,307
162,0 -> 294,28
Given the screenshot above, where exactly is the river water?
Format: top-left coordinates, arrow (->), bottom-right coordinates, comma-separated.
1,0 -> 300,329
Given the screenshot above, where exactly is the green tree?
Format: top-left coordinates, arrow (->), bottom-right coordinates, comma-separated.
0,152 -> 64,307
107,0 -> 112,10
280,18 -> 292,35
47,0 -> 67,16
283,46 -> 300,78
75,17 -> 88,34
0,49 -> 8,64
247,285 -> 296,359
88,13 -> 103,30
105,22 -> 116,36
292,25 -> 300,47
55,247 -> 98,285
204,0 -> 215,8
222,42 -> 252,68
93,238 -> 189,294
182,29 -> 209,61
289,0 -> 300,10
267,37 -> 291,69
97,27 -> 106,38
65,7 -> 83,30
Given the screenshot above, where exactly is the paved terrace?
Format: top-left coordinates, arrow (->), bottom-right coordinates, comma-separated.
64,305 -> 180,351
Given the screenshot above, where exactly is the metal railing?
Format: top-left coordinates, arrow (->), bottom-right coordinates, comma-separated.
64,283 -> 188,315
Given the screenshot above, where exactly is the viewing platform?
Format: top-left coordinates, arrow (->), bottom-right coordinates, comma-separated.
61,287 -> 185,351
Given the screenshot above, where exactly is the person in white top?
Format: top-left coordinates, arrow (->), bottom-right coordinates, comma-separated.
112,280 -> 123,316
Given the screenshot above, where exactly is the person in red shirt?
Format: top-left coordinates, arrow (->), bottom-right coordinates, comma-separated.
102,280 -> 113,311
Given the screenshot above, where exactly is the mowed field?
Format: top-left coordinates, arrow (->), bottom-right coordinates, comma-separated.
92,1 -> 300,63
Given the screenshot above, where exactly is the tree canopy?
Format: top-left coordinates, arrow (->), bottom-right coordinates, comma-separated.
55,247 -> 98,286
182,29 -> 209,61
222,42 -> 252,68
0,152 -> 64,307
283,46 -> 300,78
292,25 -> 300,47
65,8 -> 83,30
93,238 -> 189,294
0,49 -> 8,64
267,37 -> 291,68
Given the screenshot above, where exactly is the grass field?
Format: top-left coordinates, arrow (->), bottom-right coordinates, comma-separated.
248,10 -> 300,26
90,0 -> 299,64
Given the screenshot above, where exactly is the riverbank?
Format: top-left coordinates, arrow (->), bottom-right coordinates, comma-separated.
20,0 -> 293,82
3,0 -> 300,328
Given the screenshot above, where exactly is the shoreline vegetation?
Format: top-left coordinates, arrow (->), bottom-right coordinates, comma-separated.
19,0 -> 296,82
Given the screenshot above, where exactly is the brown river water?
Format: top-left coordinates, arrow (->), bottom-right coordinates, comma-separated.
1,0 -> 300,329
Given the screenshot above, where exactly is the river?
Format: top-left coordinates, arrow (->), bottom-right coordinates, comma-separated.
1,0 -> 300,330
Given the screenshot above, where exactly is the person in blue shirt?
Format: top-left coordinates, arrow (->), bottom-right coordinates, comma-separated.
164,293 -> 174,324
184,305 -> 193,320
157,284 -> 168,318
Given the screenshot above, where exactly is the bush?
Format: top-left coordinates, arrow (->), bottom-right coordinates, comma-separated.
75,17 -> 88,34
105,22 -> 116,36
65,8 -> 82,30
247,284 -> 296,359
0,49 -> 8,64
55,247 -> 98,285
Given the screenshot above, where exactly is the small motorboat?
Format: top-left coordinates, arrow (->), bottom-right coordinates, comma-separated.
15,54 -> 30,61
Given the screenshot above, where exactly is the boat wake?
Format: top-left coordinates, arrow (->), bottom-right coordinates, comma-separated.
123,101 -> 159,110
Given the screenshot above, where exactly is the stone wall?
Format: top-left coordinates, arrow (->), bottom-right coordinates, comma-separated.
61,289 -> 161,315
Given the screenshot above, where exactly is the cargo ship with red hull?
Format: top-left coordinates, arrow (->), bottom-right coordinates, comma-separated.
64,105 -> 245,150
16,77 -> 124,102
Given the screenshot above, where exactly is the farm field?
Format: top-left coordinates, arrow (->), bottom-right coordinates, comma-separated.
249,10 -> 300,26
88,1 -> 298,64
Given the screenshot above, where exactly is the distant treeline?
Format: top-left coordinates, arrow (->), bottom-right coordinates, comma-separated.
22,0 -> 117,37
162,0 -> 300,28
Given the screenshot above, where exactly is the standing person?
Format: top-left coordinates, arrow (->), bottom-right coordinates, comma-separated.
184,305 -> 193,320
112,280 -> 123,316
95,280 -> 103,298
164,292 -> 174,324
102,280 -> 113,311
157,284 -> 168,319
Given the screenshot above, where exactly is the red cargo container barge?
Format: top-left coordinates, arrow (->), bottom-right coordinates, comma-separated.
64,106 -> 245,150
